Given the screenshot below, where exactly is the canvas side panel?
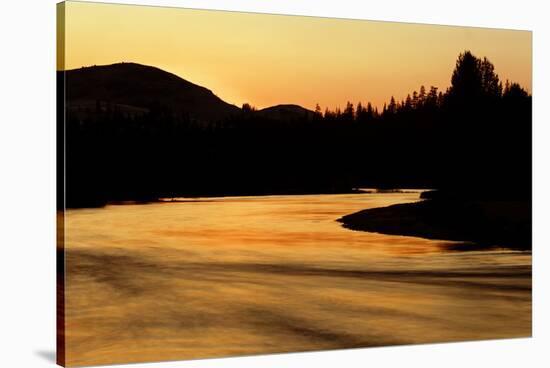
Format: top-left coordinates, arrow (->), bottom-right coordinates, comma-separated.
56,2 -> 66,366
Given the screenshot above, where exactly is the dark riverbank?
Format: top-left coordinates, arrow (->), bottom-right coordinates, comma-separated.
67,188 -> 371,209
338,192 -> 531,250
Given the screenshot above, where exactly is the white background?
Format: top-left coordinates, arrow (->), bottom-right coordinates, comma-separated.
0,0 -> 548,367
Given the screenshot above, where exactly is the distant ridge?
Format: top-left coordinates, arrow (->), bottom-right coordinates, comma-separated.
258,104 -> 316,121
64,62 -> 318,125
64,62 -> 241,122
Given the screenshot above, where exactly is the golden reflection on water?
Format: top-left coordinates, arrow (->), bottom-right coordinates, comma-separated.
64,192 -> 531,366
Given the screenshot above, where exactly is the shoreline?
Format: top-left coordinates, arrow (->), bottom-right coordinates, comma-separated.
67,188 -> 370,209
337,195 -> 531,250
67,188 -> 430,209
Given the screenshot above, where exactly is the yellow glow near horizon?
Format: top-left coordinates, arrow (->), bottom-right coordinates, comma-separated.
60,1 -> 532,110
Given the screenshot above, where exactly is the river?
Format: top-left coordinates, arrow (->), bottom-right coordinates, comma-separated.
63,191 -> 531,366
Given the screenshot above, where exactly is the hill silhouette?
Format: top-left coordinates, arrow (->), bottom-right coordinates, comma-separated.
257,104 -> 316,122
65,62 -> 241,123
65,63 -> 319,125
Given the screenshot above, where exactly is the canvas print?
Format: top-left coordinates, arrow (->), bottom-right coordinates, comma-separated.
56,1 -> 532,366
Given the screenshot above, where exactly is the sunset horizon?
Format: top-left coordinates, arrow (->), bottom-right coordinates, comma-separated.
59,1 -> 532,111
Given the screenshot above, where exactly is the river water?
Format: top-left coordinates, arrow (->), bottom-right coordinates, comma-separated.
64,191 -> 531,366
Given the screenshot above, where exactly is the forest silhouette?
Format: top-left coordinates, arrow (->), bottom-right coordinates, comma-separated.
58,51 -> 531,210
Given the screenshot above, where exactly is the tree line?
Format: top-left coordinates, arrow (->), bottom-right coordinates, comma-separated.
61,51 -> 531,207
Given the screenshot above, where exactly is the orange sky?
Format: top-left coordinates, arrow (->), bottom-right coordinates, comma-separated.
59,1 -> 532,110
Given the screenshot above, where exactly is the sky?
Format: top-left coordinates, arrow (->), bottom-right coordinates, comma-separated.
59,1 -> 532,110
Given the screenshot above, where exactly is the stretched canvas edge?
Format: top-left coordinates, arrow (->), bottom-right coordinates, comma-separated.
56,2 -> 67,367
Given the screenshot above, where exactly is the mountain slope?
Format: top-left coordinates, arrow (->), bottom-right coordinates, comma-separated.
64,62 -> 240,122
